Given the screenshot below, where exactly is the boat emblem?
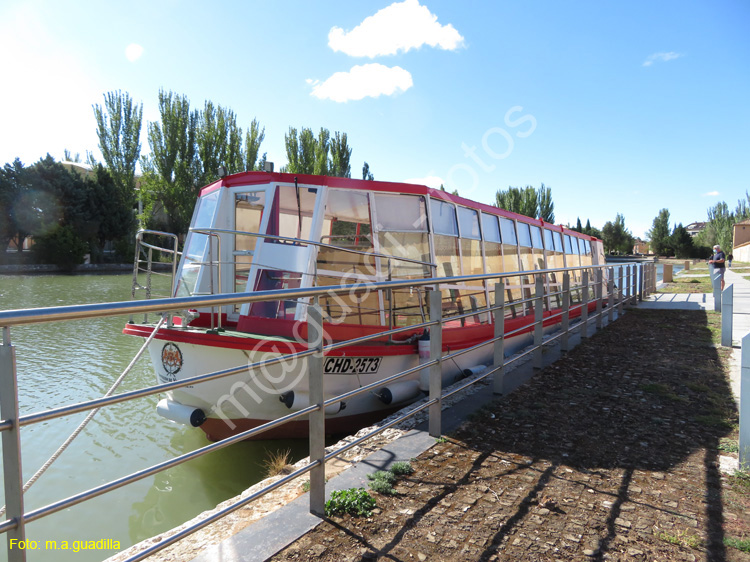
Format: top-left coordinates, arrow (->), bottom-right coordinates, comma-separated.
161,343 -> 183,378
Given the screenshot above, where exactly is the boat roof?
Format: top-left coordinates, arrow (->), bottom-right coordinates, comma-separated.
204,170 -> 599,242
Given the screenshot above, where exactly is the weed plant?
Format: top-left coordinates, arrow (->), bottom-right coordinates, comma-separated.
325,488 -> 377,517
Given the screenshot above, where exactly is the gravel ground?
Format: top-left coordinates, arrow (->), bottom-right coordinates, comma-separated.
268,308 -> 750,561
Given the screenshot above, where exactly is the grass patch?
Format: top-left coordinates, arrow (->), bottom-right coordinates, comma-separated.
658,529 -> 703,550
390,461 -> 415,476
694,414 -> 735,430
724,536 -> 750,553
719,438 -> 740,453
262,448 -> 293,477
367,462 -> 415,496
659,276 -> 714,293
325,488 -> 377,517
640,382 -> 688,403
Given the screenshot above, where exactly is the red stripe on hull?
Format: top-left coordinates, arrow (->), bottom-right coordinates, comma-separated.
200,408 -> 403,441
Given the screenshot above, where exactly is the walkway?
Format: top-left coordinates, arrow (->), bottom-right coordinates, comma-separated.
156,270 -> 750,562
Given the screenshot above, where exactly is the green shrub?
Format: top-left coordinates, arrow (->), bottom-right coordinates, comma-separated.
325,488 -> 377,517
32,225 -> 88,272
390,461 -> 414,476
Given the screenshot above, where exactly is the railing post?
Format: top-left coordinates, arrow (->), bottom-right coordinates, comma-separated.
307,298 -> 325,517
639,264 -> 645,302
581,270 -> 590,339
617,266 -> 624,317
493,283 -> 505,395
428,290 -> 443,438
608,267 -> 615,323
533,274 -> 544,369
596,269 -> 603,330
1,327 -> 26,562
721,284 -> 733,348
561,272 -> 570,352
709,264 -> 722,312
630,265 -> 637,306
741,333 -> 750,470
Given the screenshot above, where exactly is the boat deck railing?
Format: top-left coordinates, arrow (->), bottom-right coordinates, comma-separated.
0,262 -> 657,562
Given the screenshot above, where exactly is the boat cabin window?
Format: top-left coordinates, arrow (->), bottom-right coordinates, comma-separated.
318,190 -> 374,274
431,199 -> 458,236
553,231 -> 563,253
544,228 -> 565,308
234,191 -> 266,298
268,184 -> 316,243
482,214 -> 502,281
457,207 -> 481,240
456,206 -> 485,318
316,190 -> 379,326
375,193 -> 430,327
500,218 -> 517,246
175,190 -> 220,297
517,223 -> 532,248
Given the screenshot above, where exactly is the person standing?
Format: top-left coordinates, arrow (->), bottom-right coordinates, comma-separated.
708,244 -> 726,291
727,253 -> 734,267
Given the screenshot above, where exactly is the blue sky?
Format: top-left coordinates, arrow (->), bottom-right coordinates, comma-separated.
1,0 -> 748,239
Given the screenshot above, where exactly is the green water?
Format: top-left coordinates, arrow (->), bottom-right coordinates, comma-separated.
0,274 -> 308,562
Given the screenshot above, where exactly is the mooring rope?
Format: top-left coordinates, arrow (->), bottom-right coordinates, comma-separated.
0,316 -> 167,517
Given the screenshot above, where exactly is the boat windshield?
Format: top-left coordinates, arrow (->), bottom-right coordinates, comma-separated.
175,190 -> 220,297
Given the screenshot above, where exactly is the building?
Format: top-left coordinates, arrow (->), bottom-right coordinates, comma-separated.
633,238 -> 650,255
686,222 -> 706,237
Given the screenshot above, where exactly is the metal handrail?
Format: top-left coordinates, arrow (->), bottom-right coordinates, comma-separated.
191,227 -> 437,270
0,262 -> 654,562
0,265 -> 608,328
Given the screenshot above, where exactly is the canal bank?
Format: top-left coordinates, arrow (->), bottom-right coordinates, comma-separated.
110,271 -> 750,562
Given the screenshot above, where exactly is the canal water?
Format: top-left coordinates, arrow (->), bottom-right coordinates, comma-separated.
0,274 -> 309,562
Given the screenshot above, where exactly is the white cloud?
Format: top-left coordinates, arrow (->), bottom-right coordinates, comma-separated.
310,64 -> 413,102
404,175 -> 444,189
642,51 -> 683,67
125,43 -> 144,62
703,190 -> 720,197
328,0 -> 464,58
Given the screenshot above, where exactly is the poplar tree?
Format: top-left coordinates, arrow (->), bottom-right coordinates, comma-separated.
245,119 -> 265,171
140,90 -> 199,235
646,208 -> 671,255
93,90 -> 142,198
362,162 -> 374,181
329,132 -> 351,178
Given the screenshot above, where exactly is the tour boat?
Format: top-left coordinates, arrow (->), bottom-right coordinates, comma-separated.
124,171 -> 605,441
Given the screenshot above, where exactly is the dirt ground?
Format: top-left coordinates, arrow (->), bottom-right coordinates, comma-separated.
268,309 -> 750,561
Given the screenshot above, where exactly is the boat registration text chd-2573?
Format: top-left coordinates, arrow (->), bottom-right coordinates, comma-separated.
323,357 -> 382,374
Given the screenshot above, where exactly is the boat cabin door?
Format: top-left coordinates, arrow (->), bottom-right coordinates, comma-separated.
233,183 -> 323,321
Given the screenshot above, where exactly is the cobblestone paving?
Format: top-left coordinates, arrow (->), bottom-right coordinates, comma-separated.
268,309 -> 750,561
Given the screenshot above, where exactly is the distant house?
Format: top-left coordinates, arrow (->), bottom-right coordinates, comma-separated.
633,238 -> 650,254
685,222 -> 706,237
733,219 -> 750,249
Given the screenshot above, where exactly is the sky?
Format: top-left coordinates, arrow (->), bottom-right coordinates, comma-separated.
0,0 -> 748,239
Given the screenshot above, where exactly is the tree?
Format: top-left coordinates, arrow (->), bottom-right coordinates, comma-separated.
574,217 -> 583,232
362,162 -> 374,181
537,183 -> 554,223
195,100 -> 244,186
0,159 -> 35,254
140,90 -> 199,235
139,90 -> 265,237
93,90 -> 143,196
668,223 -> 695,259
283,127 -> 351,178
495,186 -> 538,219
581,219 -> 603,240
601,213 -> 634,254
329,132 -> 351,178
245,118 -> 265,171
695,201 -> 733,254
646,208 -> 671,256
